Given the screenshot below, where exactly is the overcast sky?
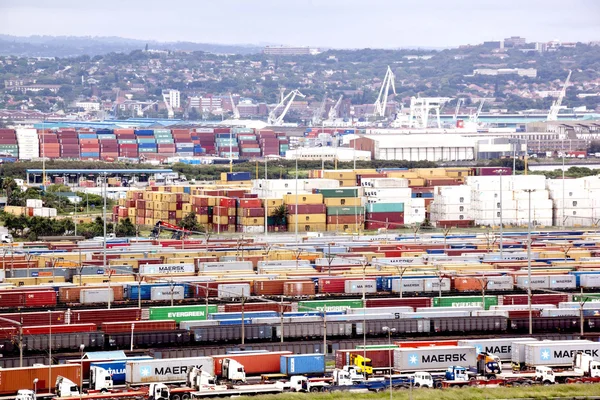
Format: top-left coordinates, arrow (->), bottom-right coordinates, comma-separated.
1,0 -> 599,48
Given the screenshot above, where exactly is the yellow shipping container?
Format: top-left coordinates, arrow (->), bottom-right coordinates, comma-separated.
324,197 -> 362,206
227,208 -> 236,216
144,218 -> 155,226
283,193 -> 324,205
446,168 -> 473,178
4,206 -> 27,216
213,215 -> 228,225
128,208 -> 137,218
196,214 -> 209,224
183,204 -> 193,213
327,224 -> 355,232
353,169 -> 378,175
288,214 -> 326,224
338,179 -> 357,187
118,199 -> 127,206
175,210 -> 183,219
143,192 -> 153,201
323,170 -> 356,180
264,198 -> 283,208
240,217 -> 265,226
288,222 -> 326,232
407,178 -> 426,187
414,168 -> 447,178
168,203 -> 177,211
79,275 -> 136,284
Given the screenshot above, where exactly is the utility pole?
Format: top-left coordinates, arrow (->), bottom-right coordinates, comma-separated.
524,189 -> 536,335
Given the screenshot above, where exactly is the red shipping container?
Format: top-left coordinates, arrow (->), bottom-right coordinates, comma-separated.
101,320 -> 176,334
0,311 -> 65,328
219,198 -> 236,208
366,297 -> 432,308
365,212 -> 404,223
253,280 -> 286,296
19,323 -> 97,337
501,294 -> 568,306
70,308 -> 142,325
240,208 -> 264,217
212,352 -> 292,376
224,302 -> 291,313
24,290 -> 57,307
286,204 -> 326,214
283,281 -> 315,296
318,277 -> 352,294
335,349 -> 393,369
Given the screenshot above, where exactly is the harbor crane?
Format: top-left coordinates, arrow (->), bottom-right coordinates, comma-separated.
162,92 -> 175,119
312,92 -> 328,126
373,66 -> 396,117
136,101 -> 158,117
470,98 -> 487,124
268,89 -> 305,126
453,98 -> 464,123
229,93 -> 240,119
547,70 -> 572,121
327,95 -> 343,121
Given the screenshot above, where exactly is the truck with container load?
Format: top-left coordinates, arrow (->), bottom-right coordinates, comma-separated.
393,346 -> 477,374
524,340 -> 600,368
533,351 -> 600,385
53,375 -> 170,400
126,357 -> 214,385
0,364 -> 81,396
458,337 -> 536,362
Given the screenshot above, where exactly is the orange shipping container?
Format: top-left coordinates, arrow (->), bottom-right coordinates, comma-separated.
212,351 -> 292,376
452,277 -> 490,292
283,281 -> 315,296
0,364 -> 81,395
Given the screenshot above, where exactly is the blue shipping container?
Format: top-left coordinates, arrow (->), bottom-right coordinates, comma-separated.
280,354 -> 325,375
127,283 -> 190,300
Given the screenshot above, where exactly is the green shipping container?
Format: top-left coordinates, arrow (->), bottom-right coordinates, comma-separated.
573,293 -> 600,302
433,296 -> 498,310
326,206 -> 365,216
298,299 -> 363,312
320,188 -> 360,198
153,129 -> 172,134
149,305 -> 218,323
366,203 -> 404,213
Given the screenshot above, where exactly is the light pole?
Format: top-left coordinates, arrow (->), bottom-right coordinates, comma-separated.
264,156 -> 268,240
383,326 -> 396,400
494,169 -> 505,259
524,188 -> 536,335
79,344 -> 85,398
102,172 -> 108,309
294,153 -> 298,243
33,379 -> 38,398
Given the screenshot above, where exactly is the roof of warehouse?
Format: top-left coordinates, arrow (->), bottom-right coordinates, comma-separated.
26,169 -> 173,174
83,350 -> 127,360
366,134 -> 477,148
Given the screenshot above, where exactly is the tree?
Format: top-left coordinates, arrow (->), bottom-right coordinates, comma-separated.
180,212 -> 201,232
271,204 -> 288,226
115,218 -> 136,237
589,141 -> 600,154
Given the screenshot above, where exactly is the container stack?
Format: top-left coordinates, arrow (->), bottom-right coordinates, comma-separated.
212,197 -> 236,233
285,193 -> 326,233
365,203 -> 403,230
429,185 -> 473,227
79,131 -> 99,159
214,128 -> 238,158
172,129 -> 194,157
318,188 -> 364,232
548,176 -> 600,226
115,129 -> 138,158
155,129 -> 175,155
237,129 -> 261,159
57,130 -> 80,159
258,130 -> 279,157
221,172 -> 252,184
16,128 -> 40,160
194,128 -> 215,155
264,198 -> 286,232
279,138 -> 289,156
0,129 -> 19,158
236,198 -> 265,234
468,175 -> 515,226
136,129 -> 157,155
97,129 -> 118,160
38,131 -> 60,159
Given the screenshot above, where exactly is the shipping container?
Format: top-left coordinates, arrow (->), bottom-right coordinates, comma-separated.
393,346 -> 477,372
150,286 -> 185,301
89,357 -> 152,385
524,341 -> 600,367
126,357 -> 213,384
148,305 -> 218,323
0,364 -> 81,395
433,296 -> 498,310
212,351 -> 292,377
280,354 -> 325,376
457,338 -> 536,361
102,320 -> 176,334
298,299 -> 363,312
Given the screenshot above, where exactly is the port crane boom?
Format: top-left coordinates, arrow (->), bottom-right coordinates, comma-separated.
312,92 -> 328,126
547,70 -> 572,121
328,95 -> 343,121
374,66 -> 396,117
229,93 -> 240,119
268,89 -> 305,125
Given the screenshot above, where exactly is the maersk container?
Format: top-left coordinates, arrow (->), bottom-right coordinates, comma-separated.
511,340 -> 543,366
423,278 -> 451,292
80,288 -> 114,304
127,283 -> 189,300
150,286 -> 185,301
549,275 -> 576,289
198,261 -> 253,273
217,283 -> 250,299
139,264 -> 195,276
148,305 -> 218,323
126,357 -> 214,384
298,299 -> 363,312
344,279 -> 377,294
90,357 -> 152,385
280,354 -> 325,376
433,296 -> 498,310
524,341 -> 600,367
580,275 -> 600,288
458,338 -> 536,361
393,346 -> 477,372
515,276 -> 550,290
392,279 -> 424,293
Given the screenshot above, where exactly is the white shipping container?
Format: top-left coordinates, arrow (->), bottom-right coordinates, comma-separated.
549,275 -> 576,289
491,304 -> 556,311
581,274 -> 600,288
423,278 -> 451,292
558,302 -> 600,309
471,310 -> 509,318
126,357 -> 214,384
371,178 -> 409,188
344,279 -> 377,294
540,309 -> 580,317
348,307 -> 414,315
241,226 -> 265,233
372,257 -> 426,266
515,276 -> 550,290
363,187 -> 412,198
554,198 -> 593,209
150,286 -> 185,301
80,288 -> 114,304
198,261 -> 253,273
26,199 -> 43,208
217,283 -> 250,299
139,264 -> 195,275
392,278 -> 424,293
485,276 -> 514,290
258,260 -> 311,267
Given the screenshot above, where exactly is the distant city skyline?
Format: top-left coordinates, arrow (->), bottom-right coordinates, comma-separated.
1,0 -> 599,49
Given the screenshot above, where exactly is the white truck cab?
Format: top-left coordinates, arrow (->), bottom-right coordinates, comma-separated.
535,366 -> 555,385
15,389 -> 35,400
413,372 -> 434,388
221,358 -> 246,383
574,351 -> 600,377
148,383 -> 171,400
55,376 -> 81,397
187,367 -> 226,392
89,366 -> 114,391
279,376 -> 331,392
1,233 -> 13,243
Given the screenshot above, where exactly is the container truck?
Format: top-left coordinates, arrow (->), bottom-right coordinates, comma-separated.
279,354 -> 326,377
89,357 -> 153,385
0,364 -> 81,396
458,337 -> 536,361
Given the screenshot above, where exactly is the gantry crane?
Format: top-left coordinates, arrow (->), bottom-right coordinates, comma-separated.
267,89 -> 305,126
312,92 -> 328,126
547,70 -> 572,121
373,66 -> 396,117
137,101 -> 158,117
229,93 -> 240,119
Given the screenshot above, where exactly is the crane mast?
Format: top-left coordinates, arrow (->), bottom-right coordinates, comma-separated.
453,98 -> 464,122
547,70 -> 572,121
229,93 -> 240,119
312,92 -> 328,126
162,92 -> 174,119
327,95 -> 343,121
374,66 -> 396,117
268,89 -> 305,126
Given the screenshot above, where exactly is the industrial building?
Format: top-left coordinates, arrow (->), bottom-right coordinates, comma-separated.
285,147 -> 371,162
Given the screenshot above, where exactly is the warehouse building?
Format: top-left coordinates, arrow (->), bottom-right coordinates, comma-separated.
346,134 -> 524,162
285,147 -> 372,162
